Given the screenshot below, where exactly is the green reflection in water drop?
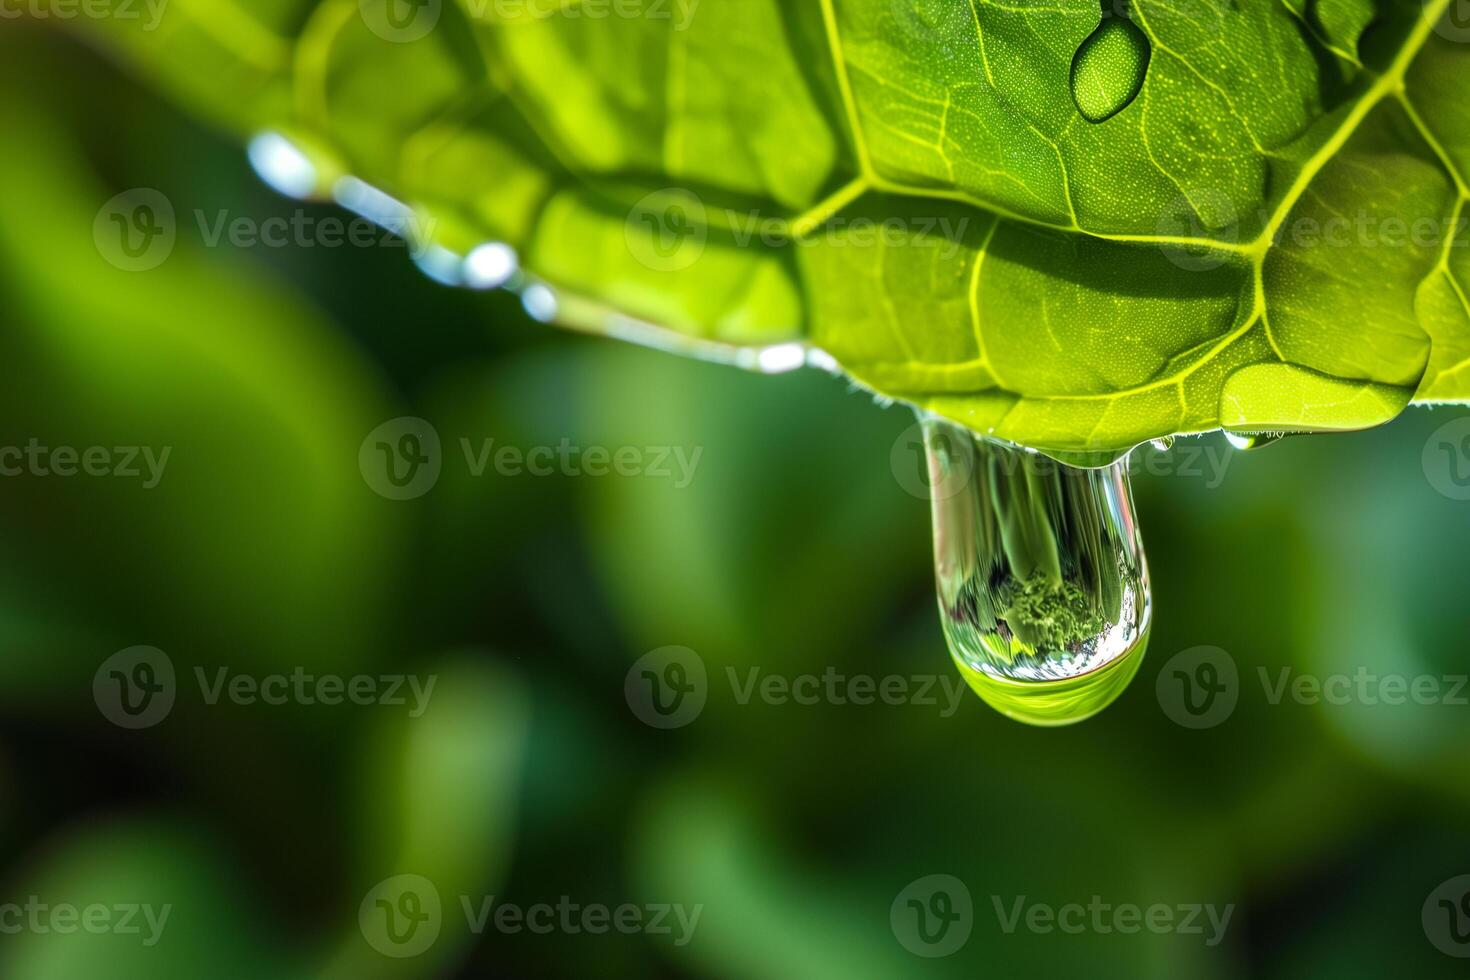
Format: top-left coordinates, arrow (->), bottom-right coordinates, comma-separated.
1070,11 -> 1152,123
923,416 -> 1151,725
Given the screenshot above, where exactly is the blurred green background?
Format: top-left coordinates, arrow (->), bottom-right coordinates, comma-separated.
3,20 -> 1470,980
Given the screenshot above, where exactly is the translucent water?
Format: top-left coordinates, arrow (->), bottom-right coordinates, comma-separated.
1223,431 -> 1289,451
923,416 -> 1151,725
1070,8 -> 1152,123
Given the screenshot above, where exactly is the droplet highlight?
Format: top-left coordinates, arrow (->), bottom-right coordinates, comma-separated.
924,416 -> 1151,725
1070,12 -> 1151,123
463,242 -> 519,290
247,132 -> 320,200
1223,431 -> 1291,451
522,283 -> 559,323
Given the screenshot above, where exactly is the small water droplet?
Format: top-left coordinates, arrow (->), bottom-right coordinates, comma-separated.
1223,431 -> 1291,451
413,243 -> 464,286
1070,11 -> 1151,123
805,347 -> 841,374
247,132 -> 320,200
752,342 -> 808,375
522,283 -> 559,322
1150,436 -> 1175,452
463,242 -> 519,290
923,416 -> 1151,725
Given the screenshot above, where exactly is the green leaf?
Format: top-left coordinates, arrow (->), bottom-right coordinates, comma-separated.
56,0 -> 1470,452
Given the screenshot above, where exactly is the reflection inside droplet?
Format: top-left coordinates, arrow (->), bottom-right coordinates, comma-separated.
924,415 -> 1151,725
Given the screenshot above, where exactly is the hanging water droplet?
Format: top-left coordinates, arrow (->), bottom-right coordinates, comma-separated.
1150,436 -> 1175,452
923,415 -> 1151,725
1223,431 -> 1291,451
1070,10 -> 1151,123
